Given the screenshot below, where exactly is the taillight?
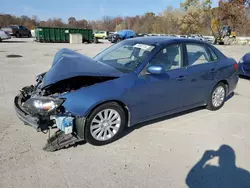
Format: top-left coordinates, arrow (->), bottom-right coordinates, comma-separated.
233,62 -> 239,70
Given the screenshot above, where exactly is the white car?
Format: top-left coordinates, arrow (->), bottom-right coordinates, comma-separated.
0,29 -> 11,42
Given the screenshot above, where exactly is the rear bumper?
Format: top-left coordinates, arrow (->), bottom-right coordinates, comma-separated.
227,72 -> 239,95
14,94 -> 53,131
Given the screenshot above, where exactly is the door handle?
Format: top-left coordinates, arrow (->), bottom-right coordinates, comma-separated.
176,75 -> 187,81
209,68 -> 217,73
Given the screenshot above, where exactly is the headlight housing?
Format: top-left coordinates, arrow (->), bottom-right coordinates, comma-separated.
23,96 -> 65,115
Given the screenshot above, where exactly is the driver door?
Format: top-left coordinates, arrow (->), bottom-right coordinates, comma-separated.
133,43 -> 190,121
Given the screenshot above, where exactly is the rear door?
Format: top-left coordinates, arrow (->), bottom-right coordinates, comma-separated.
183,42 -> 218,106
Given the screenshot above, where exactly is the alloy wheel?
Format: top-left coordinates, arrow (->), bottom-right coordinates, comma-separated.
90,109 -> 121,141
212,86 -> 225,107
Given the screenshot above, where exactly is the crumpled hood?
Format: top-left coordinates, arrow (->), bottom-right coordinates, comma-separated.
41,48 -> 122,88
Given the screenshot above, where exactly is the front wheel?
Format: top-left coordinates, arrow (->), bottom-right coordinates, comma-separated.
84,102 -> 126,146
206,83 -> 226,111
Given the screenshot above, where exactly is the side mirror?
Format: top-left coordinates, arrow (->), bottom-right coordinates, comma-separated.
147,64 -> 165,74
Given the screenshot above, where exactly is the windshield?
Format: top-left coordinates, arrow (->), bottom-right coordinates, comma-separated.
94,40 -> 155,73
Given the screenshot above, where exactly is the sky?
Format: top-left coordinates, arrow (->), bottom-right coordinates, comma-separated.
0,0 -> 218,22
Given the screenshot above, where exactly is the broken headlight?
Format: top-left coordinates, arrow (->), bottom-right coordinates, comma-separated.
23,97 -> 65,115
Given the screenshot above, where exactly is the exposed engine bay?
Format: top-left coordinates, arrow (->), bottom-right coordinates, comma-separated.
42,76 -> 116,96
21,73 -> 117,116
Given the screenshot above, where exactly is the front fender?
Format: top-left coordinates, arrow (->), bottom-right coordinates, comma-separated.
58,74 -> 136,117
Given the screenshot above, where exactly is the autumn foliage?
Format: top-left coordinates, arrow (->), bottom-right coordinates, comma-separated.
0,0 -> 250,36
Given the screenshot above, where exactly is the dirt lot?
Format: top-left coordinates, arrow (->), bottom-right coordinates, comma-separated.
0,38 -> 250,188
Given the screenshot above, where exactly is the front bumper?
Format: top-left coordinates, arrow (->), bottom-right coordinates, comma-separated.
14,91 -> 86,138
14,93 -> 54,131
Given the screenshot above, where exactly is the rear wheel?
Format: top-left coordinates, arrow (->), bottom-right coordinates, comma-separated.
16,32 -> 20,38
206,82 -> 226,111
212,38 -> 217,45
224,36 -> 230,45
84,102 -> 126,145
117,38 -> 122,43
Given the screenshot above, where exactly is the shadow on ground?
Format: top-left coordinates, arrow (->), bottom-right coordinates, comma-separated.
120,106 -> 205,140
239,75 -> 250,80
186,145 -> 250,188
1,40 -> 28,43
120,92 -> 235,140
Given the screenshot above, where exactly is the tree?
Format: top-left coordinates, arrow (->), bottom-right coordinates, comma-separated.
115,22 -> 126,31
68,17 -> 76,26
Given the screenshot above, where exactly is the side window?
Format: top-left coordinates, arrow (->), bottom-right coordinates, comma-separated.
149,43 -> 182,71
207,46 -> 219,61
186,44 -> 210,66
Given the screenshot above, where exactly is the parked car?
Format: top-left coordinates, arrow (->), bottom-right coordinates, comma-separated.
108,29 -> 136,43
94,30 -> 109,39
179,35 -> 188,38
14,37 -> 238,151
1,25 -> 32,38
0,29 -> 11,42
238,52 -> 250,77
188,34 -> 206,41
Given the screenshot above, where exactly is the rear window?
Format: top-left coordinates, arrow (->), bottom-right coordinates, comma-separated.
9,26 -> 18,29
208,46 -> 219,61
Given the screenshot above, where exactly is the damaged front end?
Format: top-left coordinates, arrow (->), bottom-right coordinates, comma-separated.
15,74 -> 115,131
14,73 -> 69,133
14,73 -> 117,151
14,48 -> 121,151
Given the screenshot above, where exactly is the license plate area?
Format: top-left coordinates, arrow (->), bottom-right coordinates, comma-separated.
51,116 -> 74,134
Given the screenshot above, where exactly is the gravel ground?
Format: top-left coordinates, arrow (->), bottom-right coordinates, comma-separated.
0,38 -> 250,188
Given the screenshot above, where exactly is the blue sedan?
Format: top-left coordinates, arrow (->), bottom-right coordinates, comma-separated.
14,37 -> 239,150
238,52 -> 250,77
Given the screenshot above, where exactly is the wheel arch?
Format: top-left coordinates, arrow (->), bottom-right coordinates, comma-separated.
75,99 -> 131,140
206,79 -> 229,105
86,100 -> 131,127
218,80 -> 229,95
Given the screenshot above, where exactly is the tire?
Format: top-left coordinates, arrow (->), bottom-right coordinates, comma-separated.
28,33 -> 32,38
231,37 -> 236,44
117,38 -> 122,43
224,36 -> 230,45
16,32 -> 20,38
206,82 -> 226,111
213,38 -> 217,45
84,102 -> 126,146
0,38 -> 2,42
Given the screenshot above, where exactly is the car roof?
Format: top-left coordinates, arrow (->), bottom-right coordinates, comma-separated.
126,36 -> 206,45
120,29 -> 135,32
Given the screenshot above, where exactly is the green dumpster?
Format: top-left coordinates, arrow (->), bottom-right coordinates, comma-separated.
35,27 -> 94,43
